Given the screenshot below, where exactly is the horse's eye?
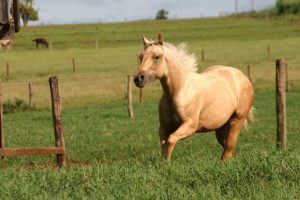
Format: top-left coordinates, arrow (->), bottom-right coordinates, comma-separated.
154,56 -> 160,61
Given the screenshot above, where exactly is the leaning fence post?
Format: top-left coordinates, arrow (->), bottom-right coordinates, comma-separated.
49,76 -> 66,167
28,82 -> 33,109
276,59 -> 287,150
0,79 -> 4,165
127,75 -> 134,119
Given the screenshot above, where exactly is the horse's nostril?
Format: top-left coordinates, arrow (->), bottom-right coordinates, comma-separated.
134,73 -> 146,86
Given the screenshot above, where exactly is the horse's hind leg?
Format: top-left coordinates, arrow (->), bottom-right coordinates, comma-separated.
215,122 -> 229,149
221,117 -> 245,160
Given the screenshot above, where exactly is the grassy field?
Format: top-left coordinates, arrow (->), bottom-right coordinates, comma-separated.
1,16 -> 300,108
1,91 -> 300,199
0,16 -> 300,199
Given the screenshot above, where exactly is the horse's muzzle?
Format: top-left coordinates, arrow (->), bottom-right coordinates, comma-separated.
134,72 -> 148,88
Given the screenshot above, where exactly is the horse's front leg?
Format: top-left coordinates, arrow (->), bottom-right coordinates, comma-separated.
159,125 -> 169,159
166,119 -> 197,160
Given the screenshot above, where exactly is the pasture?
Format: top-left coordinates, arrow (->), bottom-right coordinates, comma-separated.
0,16 -> 300,199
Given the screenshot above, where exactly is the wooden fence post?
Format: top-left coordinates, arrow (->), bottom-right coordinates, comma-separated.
127,75 -> 134,119
247,64 -> 253,85
28,82 -> 33,109
201,49 -> 205,62
72,57 -> 76,73
6,62 -> 9,78
49,76 -> 66,167
0,79 -> 4,165
276,59 -> 287,150
139,88 -> 144,103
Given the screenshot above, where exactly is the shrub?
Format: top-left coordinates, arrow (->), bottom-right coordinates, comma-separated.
3,98 -> 29,114
155,9 -> 169,20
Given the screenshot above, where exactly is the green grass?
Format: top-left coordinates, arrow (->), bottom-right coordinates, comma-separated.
0,16 -> 300,199
0,90 -> 300,199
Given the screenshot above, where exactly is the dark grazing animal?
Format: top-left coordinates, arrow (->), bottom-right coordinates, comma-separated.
32,38 -> 49,48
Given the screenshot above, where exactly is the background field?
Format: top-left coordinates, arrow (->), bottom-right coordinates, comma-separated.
0,16 -> 300,199
1,17 -> 300,108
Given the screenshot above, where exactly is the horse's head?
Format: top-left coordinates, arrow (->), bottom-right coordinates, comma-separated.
134,33 -> 166,88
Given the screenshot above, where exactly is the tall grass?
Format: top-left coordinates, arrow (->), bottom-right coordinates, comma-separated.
0,90 -> 300,199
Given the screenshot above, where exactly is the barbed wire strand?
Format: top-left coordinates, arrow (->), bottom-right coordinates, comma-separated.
2,62 -> 300,87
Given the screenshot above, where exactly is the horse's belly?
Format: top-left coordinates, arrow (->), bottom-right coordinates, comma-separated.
196,117 -> 230,132
196,106 -> 235,132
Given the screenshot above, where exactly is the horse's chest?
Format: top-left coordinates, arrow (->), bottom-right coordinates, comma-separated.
170,112 -> 181,125
161,95 -> 191,128
169,104 -> 184,127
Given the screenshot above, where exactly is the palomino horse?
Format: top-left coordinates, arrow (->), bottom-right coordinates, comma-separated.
134,33 -> 254,161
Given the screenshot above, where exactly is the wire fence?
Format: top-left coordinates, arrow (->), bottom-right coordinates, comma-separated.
1,41 -> 300,166
1,63 -> 299,159
2,75 -> 134,109
0,56 -> 299,119
1,60 -> 299,111
2,75 -> 299,121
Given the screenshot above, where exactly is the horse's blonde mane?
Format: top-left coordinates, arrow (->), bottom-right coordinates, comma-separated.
163,42 -> 198,72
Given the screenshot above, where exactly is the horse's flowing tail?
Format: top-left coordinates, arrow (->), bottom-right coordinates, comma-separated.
243,106 -> 255,129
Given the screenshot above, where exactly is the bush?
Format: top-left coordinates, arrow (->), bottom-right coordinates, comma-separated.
276,0 -> 300,15
3,98 -> 29,114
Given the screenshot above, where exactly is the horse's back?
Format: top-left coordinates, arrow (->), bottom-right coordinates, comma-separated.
202,65 -> 244,78
201,65 -> 252,93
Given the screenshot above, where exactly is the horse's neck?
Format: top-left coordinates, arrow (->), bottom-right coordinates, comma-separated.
160,55 -> 189,97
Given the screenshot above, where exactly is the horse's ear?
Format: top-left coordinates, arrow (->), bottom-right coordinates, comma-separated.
157,32 -> 164,46
142,35 -> 151,48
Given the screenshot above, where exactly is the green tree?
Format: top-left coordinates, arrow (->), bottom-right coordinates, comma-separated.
155,9 -> 169,20
20,0 -> 39,26
276,0 -> 300,15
